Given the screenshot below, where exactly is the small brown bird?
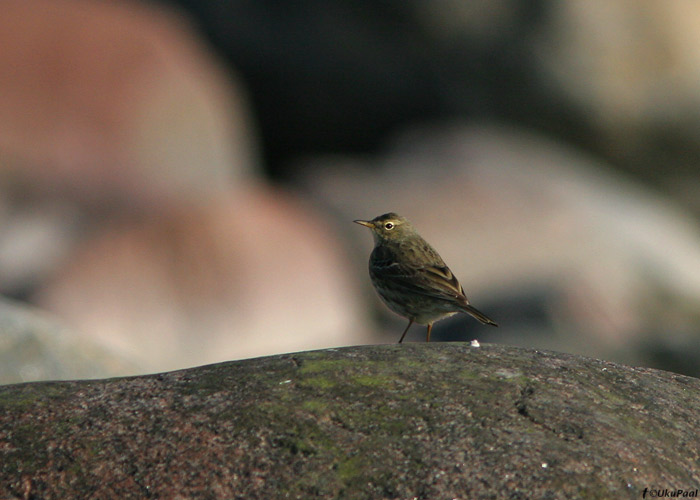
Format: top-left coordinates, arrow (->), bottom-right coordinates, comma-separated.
355,212 -> 497,343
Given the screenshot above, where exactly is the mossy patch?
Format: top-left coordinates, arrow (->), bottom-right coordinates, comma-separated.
2,343 -> 700,499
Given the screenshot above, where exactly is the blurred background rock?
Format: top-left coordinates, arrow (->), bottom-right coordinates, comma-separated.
1,0 -> 700,382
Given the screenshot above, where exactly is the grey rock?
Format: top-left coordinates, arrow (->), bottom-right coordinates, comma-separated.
0,299 -> 138,384
1,343 -> 698,499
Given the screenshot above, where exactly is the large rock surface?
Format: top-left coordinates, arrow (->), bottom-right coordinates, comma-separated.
1,343 -> 699,499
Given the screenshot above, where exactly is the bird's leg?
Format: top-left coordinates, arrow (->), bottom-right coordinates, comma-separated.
398,320 -> 414,343
426,323 -> 433,343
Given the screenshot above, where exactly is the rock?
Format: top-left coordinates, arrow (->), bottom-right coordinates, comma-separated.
1,343 -> 698,498
34,186 -> 367,373
0,298 -> 137,384
165,0 -> 700,196
0,201 -> 81,299
0,0 -> 258,299
536,1 -> 700,177
0,0 -> 256,210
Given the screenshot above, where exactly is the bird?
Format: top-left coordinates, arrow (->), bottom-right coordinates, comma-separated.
354,212 -> 497,343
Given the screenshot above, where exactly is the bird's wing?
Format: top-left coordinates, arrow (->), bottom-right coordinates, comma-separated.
370,246 -> 468,304
370,245 -> 498,326
422,265 -> 467,300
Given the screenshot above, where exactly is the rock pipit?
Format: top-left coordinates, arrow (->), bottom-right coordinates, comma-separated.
354,213 -> 497,342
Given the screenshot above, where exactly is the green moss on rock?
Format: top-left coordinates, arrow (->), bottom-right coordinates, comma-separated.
1,343 -> 699,499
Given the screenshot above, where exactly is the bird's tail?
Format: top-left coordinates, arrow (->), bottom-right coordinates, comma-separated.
461,304 -> 498,327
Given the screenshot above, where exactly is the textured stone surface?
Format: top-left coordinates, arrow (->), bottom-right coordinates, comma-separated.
1,343 -> 699,499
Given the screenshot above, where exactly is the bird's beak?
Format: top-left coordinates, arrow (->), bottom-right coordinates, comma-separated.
353,220 -> 374,228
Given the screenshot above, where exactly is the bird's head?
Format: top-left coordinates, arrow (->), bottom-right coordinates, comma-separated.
354,212 -> 414,244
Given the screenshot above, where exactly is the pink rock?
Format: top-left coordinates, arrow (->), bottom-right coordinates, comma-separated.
0,0 -> 256,209
35,186 -> 366,372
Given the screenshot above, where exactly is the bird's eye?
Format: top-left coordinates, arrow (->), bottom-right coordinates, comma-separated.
384,222 -> 394,230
